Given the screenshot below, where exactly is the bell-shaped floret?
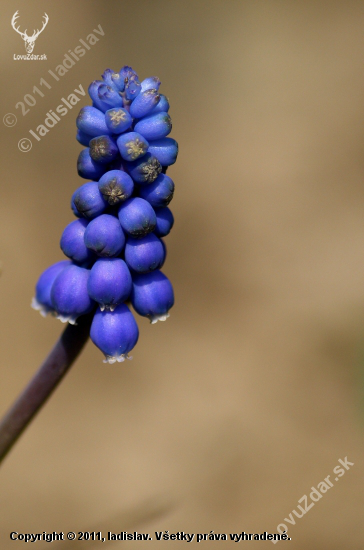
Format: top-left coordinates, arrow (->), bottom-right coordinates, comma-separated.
140,77 -> 161,93
89,135 -> 119,164
77,148 -> 108,180
98,84 -> 124,108
98,170 -> 134,206
134,112 -> 172,141
119,66 -> 139,85
116,132 -> 149,162
125,153 -> 161,184
125,78 -> 141,101
50,265 -> 95,324
88,80 -> 112,112
118,197 -> 156,238
72,181 -> 107,219
147,137 -> 178,166
90,303 -> 139,363
88,258 -> 132,311
125,234 -> 166,274
105,107 -> 132,134
129,88 -> 160,119
60,219 -> 96,265
84,214 -> 125,257
150,94 -> 169,114
110,71 -> 125,92
101,69 -> 119,91
138,173 -> 174,208
131,270 -> 174,324
76,106 -> 111,137
32,260 -> 71,317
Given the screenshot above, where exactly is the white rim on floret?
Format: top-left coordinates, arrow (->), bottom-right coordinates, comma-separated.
31,297 -> 55,318
148,312 -> 170,324
56,314 -> 78,325
100,303 -> 116,312
103,353 -> 133,364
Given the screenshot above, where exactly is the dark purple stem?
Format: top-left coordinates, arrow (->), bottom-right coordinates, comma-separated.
0,313 -> 93,465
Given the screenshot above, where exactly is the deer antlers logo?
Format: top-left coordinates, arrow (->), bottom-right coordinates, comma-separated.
11,11 -> 49,54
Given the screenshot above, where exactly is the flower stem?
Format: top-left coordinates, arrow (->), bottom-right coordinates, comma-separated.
0,313 -> 93,465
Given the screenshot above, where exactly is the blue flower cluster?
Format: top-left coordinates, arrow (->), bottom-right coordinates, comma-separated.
32,66 -> 177,364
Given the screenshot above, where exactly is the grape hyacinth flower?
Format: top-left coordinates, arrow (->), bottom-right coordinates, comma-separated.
0,64 -> 178,463
31,64 -> 178,363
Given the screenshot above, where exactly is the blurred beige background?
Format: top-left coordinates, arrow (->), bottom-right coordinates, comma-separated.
0,1 -> 363,548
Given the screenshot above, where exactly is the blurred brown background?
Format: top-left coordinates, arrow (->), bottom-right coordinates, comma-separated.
0,1 -> 363,548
